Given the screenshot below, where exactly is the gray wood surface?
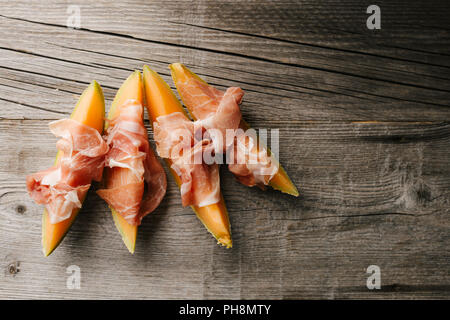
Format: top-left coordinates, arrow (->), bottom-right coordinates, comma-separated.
0,0 -> 449,299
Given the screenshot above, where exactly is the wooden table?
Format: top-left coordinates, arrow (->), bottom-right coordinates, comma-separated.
0,0 -> 449,299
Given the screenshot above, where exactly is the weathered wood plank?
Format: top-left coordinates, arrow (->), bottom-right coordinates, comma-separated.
0,120 -> 449,299
0,0 -> 449,300
0,0 -> 449,121
3,1 -> 450,66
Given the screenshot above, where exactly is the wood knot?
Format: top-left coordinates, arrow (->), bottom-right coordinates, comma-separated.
16,205 -> 26,214
396,179 -> 432,209
415,183 -> 432,204
7,261 -> 20,275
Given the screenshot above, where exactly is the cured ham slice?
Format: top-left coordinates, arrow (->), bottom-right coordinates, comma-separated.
171,141 -> 221,207
175,77 -> 279,188
178,78 -> 242,152
198,87 -> 243,153
152,112 -> 195,159
96,100 -> 167,225
26,119 -> 109,224
228,131 -> 279,188
153,112 -> 220,207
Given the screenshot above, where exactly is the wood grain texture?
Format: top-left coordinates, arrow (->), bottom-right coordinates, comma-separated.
0,0 -> 449,299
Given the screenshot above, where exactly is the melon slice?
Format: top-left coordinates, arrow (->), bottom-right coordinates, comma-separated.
105,71 -> 144,253
42,81 -> 105,256
143,65 -> 232,248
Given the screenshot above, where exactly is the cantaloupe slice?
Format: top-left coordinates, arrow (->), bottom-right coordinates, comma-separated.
142,65 -> 232,248
169,63 -> 299,197
42,81 -> 105,257
104,71 -> 144,253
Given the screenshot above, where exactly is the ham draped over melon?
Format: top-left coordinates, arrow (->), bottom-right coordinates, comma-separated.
153,112 -> 221,207
96,100 -> 167,225
159,76 -> 279,190
26,119 -> 109,224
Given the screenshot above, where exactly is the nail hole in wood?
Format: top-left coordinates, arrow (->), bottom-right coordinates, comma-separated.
16,205 -> 26,214
8,262 -> 20,275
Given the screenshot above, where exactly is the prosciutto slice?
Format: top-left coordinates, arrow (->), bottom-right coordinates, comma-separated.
26,119 -> 109,224
228,131 -> 279,187
96,100 -> 167,225
153,112 -> 220,207
176,77 -> 279,188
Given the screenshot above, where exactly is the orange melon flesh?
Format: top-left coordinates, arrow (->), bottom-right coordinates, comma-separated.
170,63 -> 299,197
42,81 -> 105,257
143,65 -> 232,248
104,71 -> 144,253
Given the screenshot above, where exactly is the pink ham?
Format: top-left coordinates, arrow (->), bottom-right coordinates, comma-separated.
153,112 -> 195,159
96,100 -> 167,225
177,78 -> 225,120
26,119 -> 109,223
153,112 -> 220,208
170,141 -> 220,207
198,87 -> 243,153
176,77 -> 279,188
228,132 -> 279,188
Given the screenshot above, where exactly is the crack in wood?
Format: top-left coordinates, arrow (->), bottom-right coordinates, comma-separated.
0,97 -> 69,115
168,20 -> 450,70
0,75 -> 81,96
0,46 -> 102,70
0,65 -> 118,91
1,14 -> 449,94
